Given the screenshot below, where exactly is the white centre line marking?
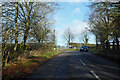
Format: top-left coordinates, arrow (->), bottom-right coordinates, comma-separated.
77,54 -> 79,57
79,59 -> 86,66
77,53 -> 100,80
77,54 -> 86,66
90,71 -> 101,80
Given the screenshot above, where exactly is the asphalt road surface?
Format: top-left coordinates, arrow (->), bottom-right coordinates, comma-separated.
28,51 -> 120,80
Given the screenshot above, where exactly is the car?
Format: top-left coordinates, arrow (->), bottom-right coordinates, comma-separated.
80,46 -> 88,52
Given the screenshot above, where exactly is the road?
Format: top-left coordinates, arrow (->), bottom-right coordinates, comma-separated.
28,51 -> 120,80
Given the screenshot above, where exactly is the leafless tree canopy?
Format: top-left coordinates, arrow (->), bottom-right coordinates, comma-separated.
63,28 -> 75,46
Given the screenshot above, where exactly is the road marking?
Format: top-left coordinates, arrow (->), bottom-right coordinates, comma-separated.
77,54 -> 86,66
77,53 -> 100,80
79,59 -> 86,66
90,71 -> 101,80
77,54 -> 79,57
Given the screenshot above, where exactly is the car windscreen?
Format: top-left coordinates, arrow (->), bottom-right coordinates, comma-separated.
81,46 -> 88,49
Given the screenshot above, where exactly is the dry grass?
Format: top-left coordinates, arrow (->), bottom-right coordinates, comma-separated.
2,48 -> 61,80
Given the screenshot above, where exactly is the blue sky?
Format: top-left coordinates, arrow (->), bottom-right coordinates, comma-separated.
54,2 -> 96,46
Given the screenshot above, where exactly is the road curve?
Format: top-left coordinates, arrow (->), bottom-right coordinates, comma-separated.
27,51 -> 120,80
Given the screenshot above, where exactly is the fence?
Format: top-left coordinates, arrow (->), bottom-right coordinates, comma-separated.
97,41 -> 120,55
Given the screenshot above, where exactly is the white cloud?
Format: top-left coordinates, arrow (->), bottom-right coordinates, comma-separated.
73,8 -> 80,13
70,20 -> 88,34
55,24 -> 69,37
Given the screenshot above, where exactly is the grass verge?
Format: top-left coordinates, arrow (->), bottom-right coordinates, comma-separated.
89,47 -> 120,63
2,49 -> 62,80
62,49 -> 80,51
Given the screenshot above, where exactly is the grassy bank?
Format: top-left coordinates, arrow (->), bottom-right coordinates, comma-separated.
2,48 -> 61,80
62,48 -> 80,51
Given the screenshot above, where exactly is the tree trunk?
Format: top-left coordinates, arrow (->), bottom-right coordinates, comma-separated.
14,2 -> 18,56
22,3 -> 31,50
5,52 -> 10,66
23,28 -> 29,50
96,35 -> 98,47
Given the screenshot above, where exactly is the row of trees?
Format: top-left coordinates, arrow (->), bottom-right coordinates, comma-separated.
88,1 -> 120,50
0,2 -> 58,66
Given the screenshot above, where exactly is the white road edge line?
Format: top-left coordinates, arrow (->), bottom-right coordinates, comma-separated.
90,71 -> 101,80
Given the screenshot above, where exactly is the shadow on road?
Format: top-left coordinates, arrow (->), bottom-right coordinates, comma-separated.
26,51 -> 120,80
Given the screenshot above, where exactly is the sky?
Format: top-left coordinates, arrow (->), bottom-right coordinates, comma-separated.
54,2 -> 96,46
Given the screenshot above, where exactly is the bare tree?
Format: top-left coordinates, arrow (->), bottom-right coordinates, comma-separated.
1,2 -> 58,66
88,1 -> 120,50
63,28 -> 75,46
83,33 -> 89,45
28,2 -> 57,45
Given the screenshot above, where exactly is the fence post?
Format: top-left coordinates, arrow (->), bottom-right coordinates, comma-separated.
102,42 -> 105,50
106,41 -> 110,54
112,40 -> 115,50
106,41 -> 108,50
